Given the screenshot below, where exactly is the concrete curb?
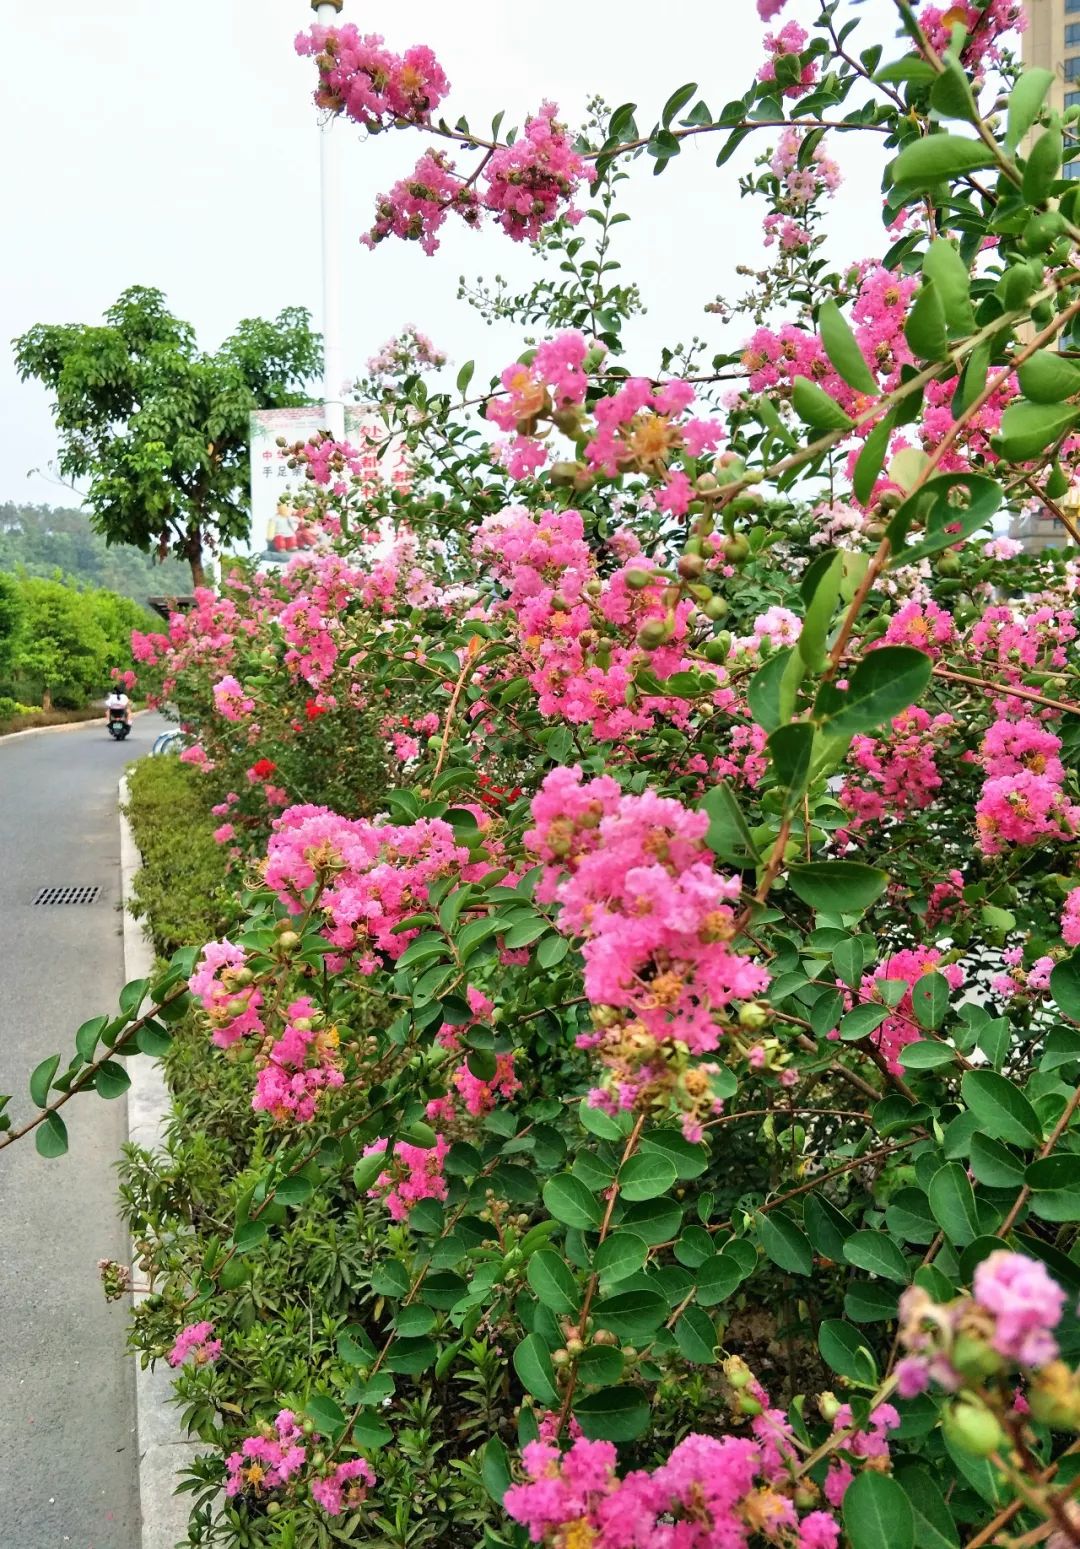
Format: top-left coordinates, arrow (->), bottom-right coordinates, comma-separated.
119,776 -> 204,1549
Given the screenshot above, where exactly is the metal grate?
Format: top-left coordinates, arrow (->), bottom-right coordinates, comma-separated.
33,886 -> 101,906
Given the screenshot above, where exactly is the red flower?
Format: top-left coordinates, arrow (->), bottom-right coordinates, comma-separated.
305,699 -> 327,721
251,758 -> 277,779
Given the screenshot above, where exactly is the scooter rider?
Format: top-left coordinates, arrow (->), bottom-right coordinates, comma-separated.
105,686 -> 131,727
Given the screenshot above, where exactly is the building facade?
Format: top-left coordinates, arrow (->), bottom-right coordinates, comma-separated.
1024,0 -> 1080,150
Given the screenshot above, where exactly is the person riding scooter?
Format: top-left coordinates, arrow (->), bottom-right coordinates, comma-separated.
105,687 -> 131,728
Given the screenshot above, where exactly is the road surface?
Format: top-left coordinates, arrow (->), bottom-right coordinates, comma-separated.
0,712 -> 171,1548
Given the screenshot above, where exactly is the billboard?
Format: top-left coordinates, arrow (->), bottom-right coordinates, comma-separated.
247,406 -> 409,564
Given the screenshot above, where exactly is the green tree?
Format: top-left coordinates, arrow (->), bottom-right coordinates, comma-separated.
13,577 -> 109,709
0,573 -> 26,684
13,287 -> 322,587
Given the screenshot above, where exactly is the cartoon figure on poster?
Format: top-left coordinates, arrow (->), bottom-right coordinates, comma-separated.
265,494 -> 319,557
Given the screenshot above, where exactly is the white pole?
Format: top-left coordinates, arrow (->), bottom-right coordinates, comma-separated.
313,0 -> 346,441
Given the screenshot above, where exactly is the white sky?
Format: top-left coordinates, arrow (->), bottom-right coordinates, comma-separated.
1,0 -> 900,508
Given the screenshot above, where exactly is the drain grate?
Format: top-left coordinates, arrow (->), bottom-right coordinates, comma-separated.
33,885 -> 101,906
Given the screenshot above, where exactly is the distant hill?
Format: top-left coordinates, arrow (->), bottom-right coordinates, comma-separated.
0,503 -> 194,603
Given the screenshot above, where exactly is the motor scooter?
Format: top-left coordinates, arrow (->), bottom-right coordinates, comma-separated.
108,710 -> 131,741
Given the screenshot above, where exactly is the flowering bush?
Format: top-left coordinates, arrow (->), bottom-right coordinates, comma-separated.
6,3 -> 1080,1546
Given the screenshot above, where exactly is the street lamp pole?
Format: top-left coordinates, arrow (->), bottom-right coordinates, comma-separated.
312,0 -> 346,441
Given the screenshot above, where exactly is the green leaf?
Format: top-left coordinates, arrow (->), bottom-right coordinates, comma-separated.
923,240 -> 975,336
29,1054 -> 60,1108
135,1021 -> 171,1057
351,1413 -> 393,1448
700,781 -> 759,865
1051,951 -> 1080,1020
513,1333 -> 560,1406
536,932 -> 569,968
592,1288 -> 668,1340
353,1151 -> 389,1194
573,1386 -> 650,1442
593,1233 -> 648,1283
897,1465 -> 959,1549
75,1016 -> 108,1062
1007,67 -> 1055,154
899,1041 -> 957,1071
854,413 -> 894,506
767,722 -> 814,799
674,1306 -> 717,1364
756,1209 -> 813,1274
748,648 -> 794,734
274,1175 -> 314,1207
890,134 -> 996,191
995,400 -> 1080,462
1022,122 -> 1063,204
385,1336 -> 437,1375
543,1173 -> 603,1229
819,1318 -> 878,1383
695,1252 -> 744,1305
804,1194 -> 854,1260
1016,349 -> 1080,405
833,936 -> 866,990
234,1219 -> 268,1253
819,301 -> 878,394
839,1003 -> 889,1041
824,647 -> 932,736
888,471 -> 1001,567
788,861 -> 888,914
929,55 -> 978,123
962,1070 -> 1041,1147
527,1250 -> 581,1314
912,971 -> 951,1030
969,1133 -> 1026,1189
886,1188 -> 938,1244
482,1437 -> 512,1505
94,1060 -> 130,1099
662,81 -> 698,127
843,1230 -> 910,1283
904,281 -> 949,362
799,550 -> 844,671
619,1151 -> 678,1201
119,977 -> 149,1016
35,1111 -> 68,1158
844,1470 -> 915,1549
455,360 -> 475,394
792,375 -> 854,434
928,1162 -> 980,1247
306,1395 -> 346,1439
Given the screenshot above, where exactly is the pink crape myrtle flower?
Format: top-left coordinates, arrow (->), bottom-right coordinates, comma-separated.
311,1457 -> 375,1516
225,1410 -> 307,1500
212,675 -> 255,722
974,1250 -> 1067,1367
1062,887 -> 1080,947
167,1320 -> 222,1368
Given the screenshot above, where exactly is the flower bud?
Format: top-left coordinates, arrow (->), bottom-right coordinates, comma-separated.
678,553 -> 706,581
625,569 -> 653,591
724,1355 -> 753,1390
276,931 -> 300,951
943,1400 -> 1005,1458
818,1391 -> 841,1423
704,596 -> 729,621
549,460 -> 582,489
738,1001 -> 770,1031
566,1337 -> 585,1357
637,619 -> 669,651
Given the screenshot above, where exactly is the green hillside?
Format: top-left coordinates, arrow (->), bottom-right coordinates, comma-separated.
0,502 -> 193,602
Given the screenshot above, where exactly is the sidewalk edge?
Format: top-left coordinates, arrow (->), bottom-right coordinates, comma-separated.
119,775 -> 203,1549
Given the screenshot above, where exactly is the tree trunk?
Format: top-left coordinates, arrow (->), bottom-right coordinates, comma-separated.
184,524 -> 207,590
41,685 -> 52,711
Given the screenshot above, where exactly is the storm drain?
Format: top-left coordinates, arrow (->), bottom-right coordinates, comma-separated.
33,886 -> 101,906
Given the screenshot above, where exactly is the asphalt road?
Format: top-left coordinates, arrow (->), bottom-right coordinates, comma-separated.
0,711 -> 171,1548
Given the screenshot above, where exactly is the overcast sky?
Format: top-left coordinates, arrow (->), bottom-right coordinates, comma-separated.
1,0 -> 900,509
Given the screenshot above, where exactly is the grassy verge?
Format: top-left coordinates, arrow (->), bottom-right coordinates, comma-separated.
0,705 -> 105,735
123,754 -> 233,957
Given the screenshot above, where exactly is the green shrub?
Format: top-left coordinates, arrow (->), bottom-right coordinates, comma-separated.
124,755 -> 233,957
